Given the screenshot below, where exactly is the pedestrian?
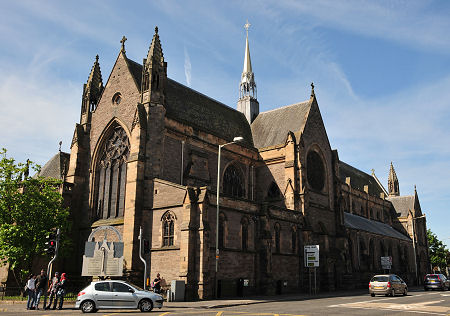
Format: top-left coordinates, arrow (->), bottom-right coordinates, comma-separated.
25,274 -> 36,310
153,273 -> 162,294
54,272 -> 67,310
34,269 -> 47,310
45,271 -> 59,310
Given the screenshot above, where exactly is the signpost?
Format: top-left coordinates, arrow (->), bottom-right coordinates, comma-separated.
304,245 -> 319,295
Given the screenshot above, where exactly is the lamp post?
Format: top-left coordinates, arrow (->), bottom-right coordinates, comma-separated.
215,136 -> 244,298
411,214 -> 426,285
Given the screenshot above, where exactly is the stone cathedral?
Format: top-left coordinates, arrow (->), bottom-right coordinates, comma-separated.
36,26 -> 429,299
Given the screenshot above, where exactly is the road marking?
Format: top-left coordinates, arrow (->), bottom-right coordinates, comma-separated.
159,313 -> 172,316
216,312 -> 223,316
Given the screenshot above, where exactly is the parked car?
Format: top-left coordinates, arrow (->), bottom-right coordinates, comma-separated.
75,280 -> 164,313
369,274 -> 408,297
424,274 -> 449,291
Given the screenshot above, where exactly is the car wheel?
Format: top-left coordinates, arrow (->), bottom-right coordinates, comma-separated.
403,288 -> 407,296
370,293 -> 375,297
139,299 -> 153,312
424,288 -> 428,291
81,300 -> 96,313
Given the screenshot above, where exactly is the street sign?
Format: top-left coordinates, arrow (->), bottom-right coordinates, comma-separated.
381,256 -> 392,270
304,245 -> 320,267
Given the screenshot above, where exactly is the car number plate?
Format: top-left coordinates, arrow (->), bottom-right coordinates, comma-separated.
374,286 -> 383,289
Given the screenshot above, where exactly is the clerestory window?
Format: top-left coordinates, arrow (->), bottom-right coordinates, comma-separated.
223,164 -> 245,198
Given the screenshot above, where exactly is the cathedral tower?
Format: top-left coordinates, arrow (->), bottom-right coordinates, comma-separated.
237,20 -> 259,124
388,162 -> 400,196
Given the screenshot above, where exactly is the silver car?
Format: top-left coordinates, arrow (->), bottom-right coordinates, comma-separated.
369,274 -> 408,297
75,280 -> 163,313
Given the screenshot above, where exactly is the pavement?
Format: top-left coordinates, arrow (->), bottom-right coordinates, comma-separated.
0,287 -> 425,310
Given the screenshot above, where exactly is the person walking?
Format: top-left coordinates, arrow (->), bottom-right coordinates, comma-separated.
25,274 -> 36,310
153,273 -> 162,294
54,273 -> 67,310
34,269 -> 47,310
45,272 -> 59,310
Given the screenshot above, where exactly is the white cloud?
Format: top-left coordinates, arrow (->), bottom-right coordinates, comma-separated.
269,0 -> 450,53
184,46 -> 192,87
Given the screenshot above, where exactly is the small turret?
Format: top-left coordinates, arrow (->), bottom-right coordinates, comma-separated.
141,26 -> 167,106
80,55 -> 103,125
388,162 -> 400,196
237,20 -> 259,124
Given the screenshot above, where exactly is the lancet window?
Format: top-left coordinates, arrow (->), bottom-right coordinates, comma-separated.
93,126 -> 129,220
162,211 -> 175,247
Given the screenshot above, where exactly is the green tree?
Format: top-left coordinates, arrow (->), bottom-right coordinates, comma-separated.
0,148 -> 70,287
427,229 -> 449,273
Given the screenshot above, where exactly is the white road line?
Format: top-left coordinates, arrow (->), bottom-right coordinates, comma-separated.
341,305 -> 448,315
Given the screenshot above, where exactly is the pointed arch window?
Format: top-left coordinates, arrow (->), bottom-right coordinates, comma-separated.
291,227 -> 297,254
93,125 -> 129,220
274,223 -> 281,254
241,217 -> 249,251
162,211 -> 175,247
306,150 -> 325,191
223,164 -> 245,198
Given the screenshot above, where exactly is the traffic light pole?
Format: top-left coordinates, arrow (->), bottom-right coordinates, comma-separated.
43,228 -> 60,309
138,227 -> 147,290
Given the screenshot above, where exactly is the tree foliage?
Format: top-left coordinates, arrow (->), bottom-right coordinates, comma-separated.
427,229 -> 449,272
0,148 -> 70,287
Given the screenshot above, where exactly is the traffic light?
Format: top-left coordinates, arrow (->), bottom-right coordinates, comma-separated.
44,232 -> 56,255
143,239 -> 150,254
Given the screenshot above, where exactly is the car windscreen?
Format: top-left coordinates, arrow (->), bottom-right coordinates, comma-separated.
371,276 -> 389,282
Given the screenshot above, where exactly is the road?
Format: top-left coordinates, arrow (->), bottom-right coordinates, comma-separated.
1,289 -> 449,315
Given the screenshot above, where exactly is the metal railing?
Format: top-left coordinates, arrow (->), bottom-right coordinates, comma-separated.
0,286 -> 78,301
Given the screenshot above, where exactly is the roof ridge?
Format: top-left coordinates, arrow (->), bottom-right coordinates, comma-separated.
259,99 -> 311,115
124,57 -> 244,117
167,78 -> 246,117
340,161 -> 372,177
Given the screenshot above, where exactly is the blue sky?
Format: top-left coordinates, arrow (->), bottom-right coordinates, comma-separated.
1,1 -> 450,247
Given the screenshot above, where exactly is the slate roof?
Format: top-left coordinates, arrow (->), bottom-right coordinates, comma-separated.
38,152 -> 70,180
339,161 -> 384,197
387,195 -> 415,217
126,57 -> 254,146
251,100 -> 312,148
344,212 -> 411,241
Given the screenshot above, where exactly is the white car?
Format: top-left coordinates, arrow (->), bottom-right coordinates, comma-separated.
75,280 -> 163,313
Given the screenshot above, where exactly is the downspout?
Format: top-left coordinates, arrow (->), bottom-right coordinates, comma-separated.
181,140 -> 185,185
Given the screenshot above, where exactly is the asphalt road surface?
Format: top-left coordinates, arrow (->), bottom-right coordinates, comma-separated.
1,289 -> 449,315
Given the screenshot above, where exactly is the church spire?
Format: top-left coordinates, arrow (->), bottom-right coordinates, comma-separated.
239,20 -> 256,100
237,20 -> 259,124
388,162 -> 400,196
80,55 -> 103,124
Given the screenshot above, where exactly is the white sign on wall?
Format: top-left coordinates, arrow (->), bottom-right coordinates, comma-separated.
304,245 -> 320,267
380,256 -> 392,270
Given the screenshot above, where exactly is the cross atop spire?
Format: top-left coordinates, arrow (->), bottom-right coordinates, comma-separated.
244,19 -> 251,37
311,82 -> 315,98
120,36 -> 127,53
